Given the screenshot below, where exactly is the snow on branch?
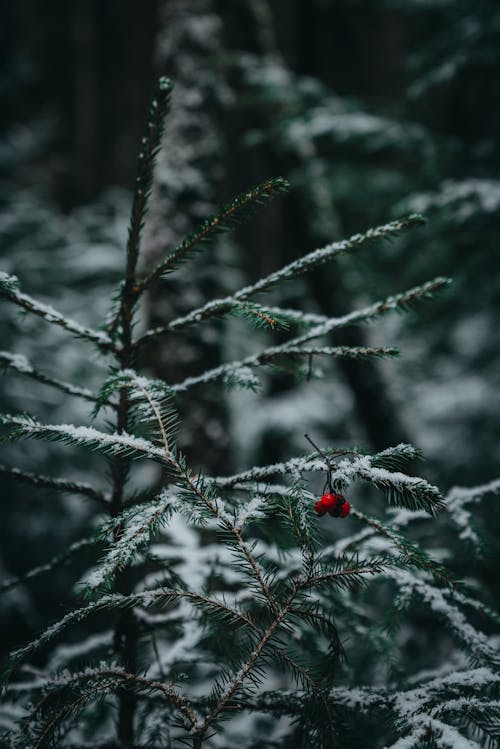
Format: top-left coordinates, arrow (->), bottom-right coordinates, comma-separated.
1,537 -> 96,596
0,350 -> 101,405
210,445 -> 443,516
0,414 -> 169,464
124,77 -> 173,289
288,276 -> 451,349
1,584 -> 272,683
80,489 -> 178,595
351,455 -> 444,515
393,569 -> 499,667
352,509 -> 453,586
385,667 -> 500,749
0,272 -> 114,350
137,177 -> 290,291
0,464 -> 108,504
139,277 -> 450,371
170,345 -> 399,394
446,478 -> 500,550
93,369 -> 178,449
137,216 -> 428,344
232,214 -> 425,296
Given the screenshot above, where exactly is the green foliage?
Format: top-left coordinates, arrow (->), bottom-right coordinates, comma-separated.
0,77 -> 498,749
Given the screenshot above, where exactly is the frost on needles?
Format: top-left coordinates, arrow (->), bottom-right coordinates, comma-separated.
0,77 -> 499,749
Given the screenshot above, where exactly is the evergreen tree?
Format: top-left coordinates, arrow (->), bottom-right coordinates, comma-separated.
1,78 -> 499,749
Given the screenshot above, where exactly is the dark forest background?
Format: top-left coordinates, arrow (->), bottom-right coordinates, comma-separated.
1,0 -> 499,666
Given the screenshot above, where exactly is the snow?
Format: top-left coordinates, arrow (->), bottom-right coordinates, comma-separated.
235,496 -> 268,527
0,272 -> 113,346
383,730 -> 426,749
0,351 -> 31,373
393,570 -> 497,665
0,349 -> 96,399
405,179 -> 500,221
447,478 -> 500,506
2,416 -> 170,462
286,110 -> 428,154
85,490 -> 180,592
49,631 -> 113,668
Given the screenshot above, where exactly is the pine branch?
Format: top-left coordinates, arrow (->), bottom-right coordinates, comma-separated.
448,587 -> 500,630
0,351 -> 104,405
34,666 -> 199,728
137,215 -> 424,345
268,345 -> 399,359
22,663 -> 197,748
170,346 -> 398,394
229,301 -> 294,331
0,537 -> 96,595
352,509 -> 455,587
139,273 -> 450,348
392,570 -> 499,667
131,384 -> 281,615
93,369 -> 178,445
136,177 -> 290,292
446,478 -> 500,552
297,554 -> 401,591
1,586 -> 271,683
119,78 -> 173,322
173,466 -> 278,613
0,273 -> 114,351
209,445 -> 443,519
79,489 -> 177,595
195,594 -> 296,740
210,450 -> 353,488
127,77 -> 173,270
0,414 -> 169,464
352,455 -> 445,515
288,276 -> 451,349
0,464 -> 108,505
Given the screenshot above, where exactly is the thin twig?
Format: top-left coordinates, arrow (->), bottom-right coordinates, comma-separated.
194,595 -> 296,739
0,465 -> 108,505
136,379 -> 278,615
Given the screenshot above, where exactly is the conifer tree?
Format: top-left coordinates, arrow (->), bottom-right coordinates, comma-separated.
1,78 -> 499,749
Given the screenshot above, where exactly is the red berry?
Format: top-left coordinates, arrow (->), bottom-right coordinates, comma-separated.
339,501 -> 351,518
314,500 -> 327,516
325,493 -> 343,517
320,493 -> 338,510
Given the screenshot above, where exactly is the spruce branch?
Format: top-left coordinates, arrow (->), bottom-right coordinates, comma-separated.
141,275 -> 450,366
392,570 -> 499,667
34,667 -> 199,728
170,346 -> 398,394
0,273 -> 115,351
297,554 -> 401,591
0,351 -> 104,405
0,464 -> 108,505
351,509 -> 455,587
195,593 -> 296,740
208,444 -> 443,521
136,177 -> 290,293
2,586 -> 276,683
0,414 -> 169,464
126,77 -> 173,274
0,537 -> 96,595
79,490 -> 177,595
22,664 -> 198,748
137,215 -> 424,343
131,380 -> 280,615
288,276 -> 452,349
121,78 -> 173,308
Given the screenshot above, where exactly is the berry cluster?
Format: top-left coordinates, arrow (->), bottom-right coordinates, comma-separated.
314,492 -> 350,518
